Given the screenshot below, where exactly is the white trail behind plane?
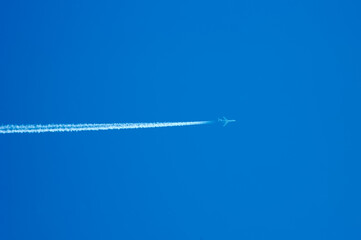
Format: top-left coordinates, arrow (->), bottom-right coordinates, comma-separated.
0,121 -> 212,134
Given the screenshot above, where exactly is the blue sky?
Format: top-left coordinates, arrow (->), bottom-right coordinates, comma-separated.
1,0 -> 360,239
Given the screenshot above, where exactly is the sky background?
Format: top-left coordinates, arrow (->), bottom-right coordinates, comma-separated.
1,0 -> 360,239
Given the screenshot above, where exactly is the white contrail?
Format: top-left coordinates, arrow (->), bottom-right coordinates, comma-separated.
0,121 -> 212,134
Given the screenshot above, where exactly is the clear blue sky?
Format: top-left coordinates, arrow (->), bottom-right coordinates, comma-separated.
1,0 -> 360,239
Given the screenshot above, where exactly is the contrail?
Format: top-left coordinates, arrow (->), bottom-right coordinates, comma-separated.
0,121 -> 213,134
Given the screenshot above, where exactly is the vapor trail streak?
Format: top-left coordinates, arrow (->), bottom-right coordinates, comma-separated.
0,121 -> 212,134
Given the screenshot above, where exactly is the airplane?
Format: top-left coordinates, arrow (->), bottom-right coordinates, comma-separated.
218,116 -> 236,127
